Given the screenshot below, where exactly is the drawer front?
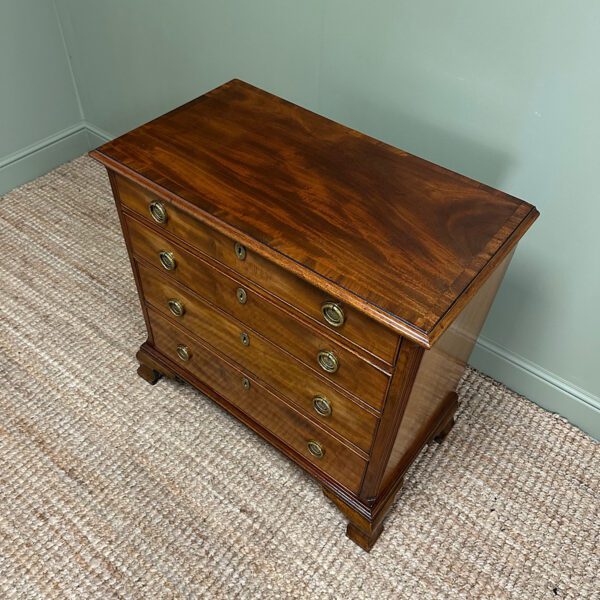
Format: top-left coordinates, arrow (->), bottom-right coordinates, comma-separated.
130,229 -> 390,406
139,266 -> 379,453
116,174 -> 398,364
148,308 -> 367,492
126,213 -> 389,410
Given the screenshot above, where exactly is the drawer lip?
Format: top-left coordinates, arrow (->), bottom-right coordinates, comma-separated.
123,206 -> 398,371
144,299 -> 378,456
100,158 -> 427,346
144,315 -> 368,492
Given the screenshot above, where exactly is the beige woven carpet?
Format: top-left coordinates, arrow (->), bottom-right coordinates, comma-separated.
0,157 -> 598,599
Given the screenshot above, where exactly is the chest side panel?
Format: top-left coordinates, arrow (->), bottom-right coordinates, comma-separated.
380,252 -> 514,492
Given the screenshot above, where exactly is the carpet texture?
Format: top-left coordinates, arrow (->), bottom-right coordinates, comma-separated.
0,157 -> 598,599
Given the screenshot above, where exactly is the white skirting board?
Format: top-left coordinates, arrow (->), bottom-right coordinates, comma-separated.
85,122 -> 112,148
0,123 -> 90,197
470,336 -> 599,440
0,121 -> 113,197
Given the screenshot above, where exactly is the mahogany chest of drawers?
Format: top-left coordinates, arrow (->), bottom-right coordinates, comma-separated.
90,79 -> 538,551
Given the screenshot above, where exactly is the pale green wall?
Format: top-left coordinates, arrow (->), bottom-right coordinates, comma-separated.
0,0 -> 88,195
16,1 -> 600,436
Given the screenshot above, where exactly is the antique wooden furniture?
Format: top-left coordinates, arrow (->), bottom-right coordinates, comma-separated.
90,79 -> 538,551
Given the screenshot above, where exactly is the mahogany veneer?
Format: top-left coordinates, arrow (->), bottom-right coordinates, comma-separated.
90,79 -> 538,551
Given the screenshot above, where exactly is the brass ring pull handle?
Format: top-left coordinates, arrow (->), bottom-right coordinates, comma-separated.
167,299 -> 185,317
321,302 -> 345,328
307,440 -> 325,459
159,250 -> 176,271
317,350 -> 339,374
236,287 -> 247,304
312,396 -> 332,418
234,242 -> 246,261
149,201 -> 167,224
176,344 -> 191,361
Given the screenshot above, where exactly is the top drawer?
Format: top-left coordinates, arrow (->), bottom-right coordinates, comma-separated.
115,174 -> 399,364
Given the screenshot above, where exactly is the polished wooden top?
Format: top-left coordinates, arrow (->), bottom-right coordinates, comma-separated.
91,79 -> 538,346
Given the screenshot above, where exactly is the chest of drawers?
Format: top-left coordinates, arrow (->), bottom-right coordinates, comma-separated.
90,79 -> 538,551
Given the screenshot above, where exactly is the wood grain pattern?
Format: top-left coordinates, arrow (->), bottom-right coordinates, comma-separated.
147,307 -> 367,492
91,80 -> 538,347
117,175 -> 398,362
